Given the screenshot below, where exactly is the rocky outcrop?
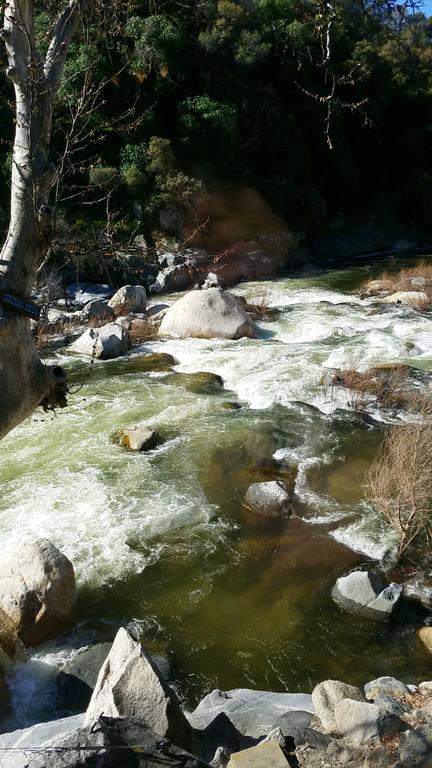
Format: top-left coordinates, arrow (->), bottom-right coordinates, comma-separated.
331,571 -> 402,620
108,284 -> 147,316
188,688 -> 314,737
84,627 -> 195,752
118,425 -> 161,451
364,676 -> 410,701
159,288 -> 256,340
67,322 -> 129,359
244,480 -> 295,518
0,539 -> 76,649
312,680 -> 365,733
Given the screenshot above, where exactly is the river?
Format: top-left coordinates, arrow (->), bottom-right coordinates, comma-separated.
1,258 -> 431,729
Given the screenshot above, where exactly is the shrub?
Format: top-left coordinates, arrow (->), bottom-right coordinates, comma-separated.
89,166 -> 119,188
367,419 -> 432,561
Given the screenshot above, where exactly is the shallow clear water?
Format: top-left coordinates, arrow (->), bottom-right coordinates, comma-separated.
2,258 -> 432,728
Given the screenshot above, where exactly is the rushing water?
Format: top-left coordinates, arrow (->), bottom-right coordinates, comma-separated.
1,258 -> 432,729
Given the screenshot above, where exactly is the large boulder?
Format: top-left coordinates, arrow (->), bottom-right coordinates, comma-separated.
312,680 -> 365,733
331,571 -> 402,621
188,688 -> 314,737
382,290 -> 428,307
244,480 -> 296,518
80,298 -> 115,324
0,539 -> 76,649
418,627 -> 432,655
67,322 -> 129,360
108,284 -> 147,316
84,627 -> 194,752
159,288 -> 256,340
334,698 -> 404,746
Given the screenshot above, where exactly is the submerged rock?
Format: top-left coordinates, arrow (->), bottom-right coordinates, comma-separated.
108,284 -> 147,316
127,352 -> 177,372
84,627 -> 195,752
331,571 -> 402,621
68,322 -> 129,359
159,288 -> 256,340
56,642 -> 112,712
312,680 -> 365,733
165,371 -> 224,394
244,480 -> 295,518
118,425 -> 161,451
0,538 -> 76,649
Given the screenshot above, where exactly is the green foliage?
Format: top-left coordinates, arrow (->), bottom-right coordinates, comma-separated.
89,166 -> 119,187
119,144 -> 148,173
155,171 -> 203,208
145,137 -> 176,176
121,166 -> 148,194
179,96 -> 237,134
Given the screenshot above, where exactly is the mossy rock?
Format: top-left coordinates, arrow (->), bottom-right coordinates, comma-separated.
128,353 -> 177,373
164,371 -> 224,394
222,401 -> 242,411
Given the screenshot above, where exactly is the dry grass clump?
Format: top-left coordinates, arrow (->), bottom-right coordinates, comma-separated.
362,261 -> 432,312
330,364 -> 424,411
128,319 -> 159,344
367,417 -> 432,560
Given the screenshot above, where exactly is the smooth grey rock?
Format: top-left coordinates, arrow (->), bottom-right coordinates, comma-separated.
159,288 -> 256,340
332,571 -> 402,621
244,481 -> 294,518
210,746 -> 230,767
334,698 -> 404,746
68,322 -> 129,360
66,283 -> 114,307
0,538 -> 76,650
312,680 -> 365,732
80,298 -> 115,324
271,710 -> 313,732
0,713 -> 84,750
108,285 -> 147,316
188,688 -> 314,737
364,676 -> 410,701
84,628 -> 194,752
410,276 -> 430,288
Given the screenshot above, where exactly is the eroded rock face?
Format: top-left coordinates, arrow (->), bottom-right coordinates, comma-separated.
84,628 -> 195,752
108,285 -> 147,316
312,680 -> 365,733
0,539 -> 76,649
159,288 -> 256,340
244,481 -> 295,518
67,322 -> 129,359
331,571 -> 402,621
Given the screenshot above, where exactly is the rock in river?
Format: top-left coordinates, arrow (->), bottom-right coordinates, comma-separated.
244,480 -> 295,518
331,570 -> 402,621
0,538 -> 76,649
159,288 -> 256,340
118,425 -> 161,451
68,322 -> 129,359
84,627 -> 195,753
108,284 -> 147,316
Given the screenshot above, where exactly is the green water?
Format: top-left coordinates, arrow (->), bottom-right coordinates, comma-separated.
1,258 -> 432,725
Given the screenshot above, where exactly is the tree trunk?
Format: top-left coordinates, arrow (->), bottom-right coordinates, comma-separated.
0,1 -> 90,439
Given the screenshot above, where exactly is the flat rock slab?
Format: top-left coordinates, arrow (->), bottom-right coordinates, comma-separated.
0,714 -> 85,749
228,740 -> 289,767
188,688 -> 314,737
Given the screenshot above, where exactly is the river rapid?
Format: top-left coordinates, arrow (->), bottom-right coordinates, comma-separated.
1,258 -> 432,729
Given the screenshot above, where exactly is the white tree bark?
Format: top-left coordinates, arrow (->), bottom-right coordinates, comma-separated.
0,1 -> 91,440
